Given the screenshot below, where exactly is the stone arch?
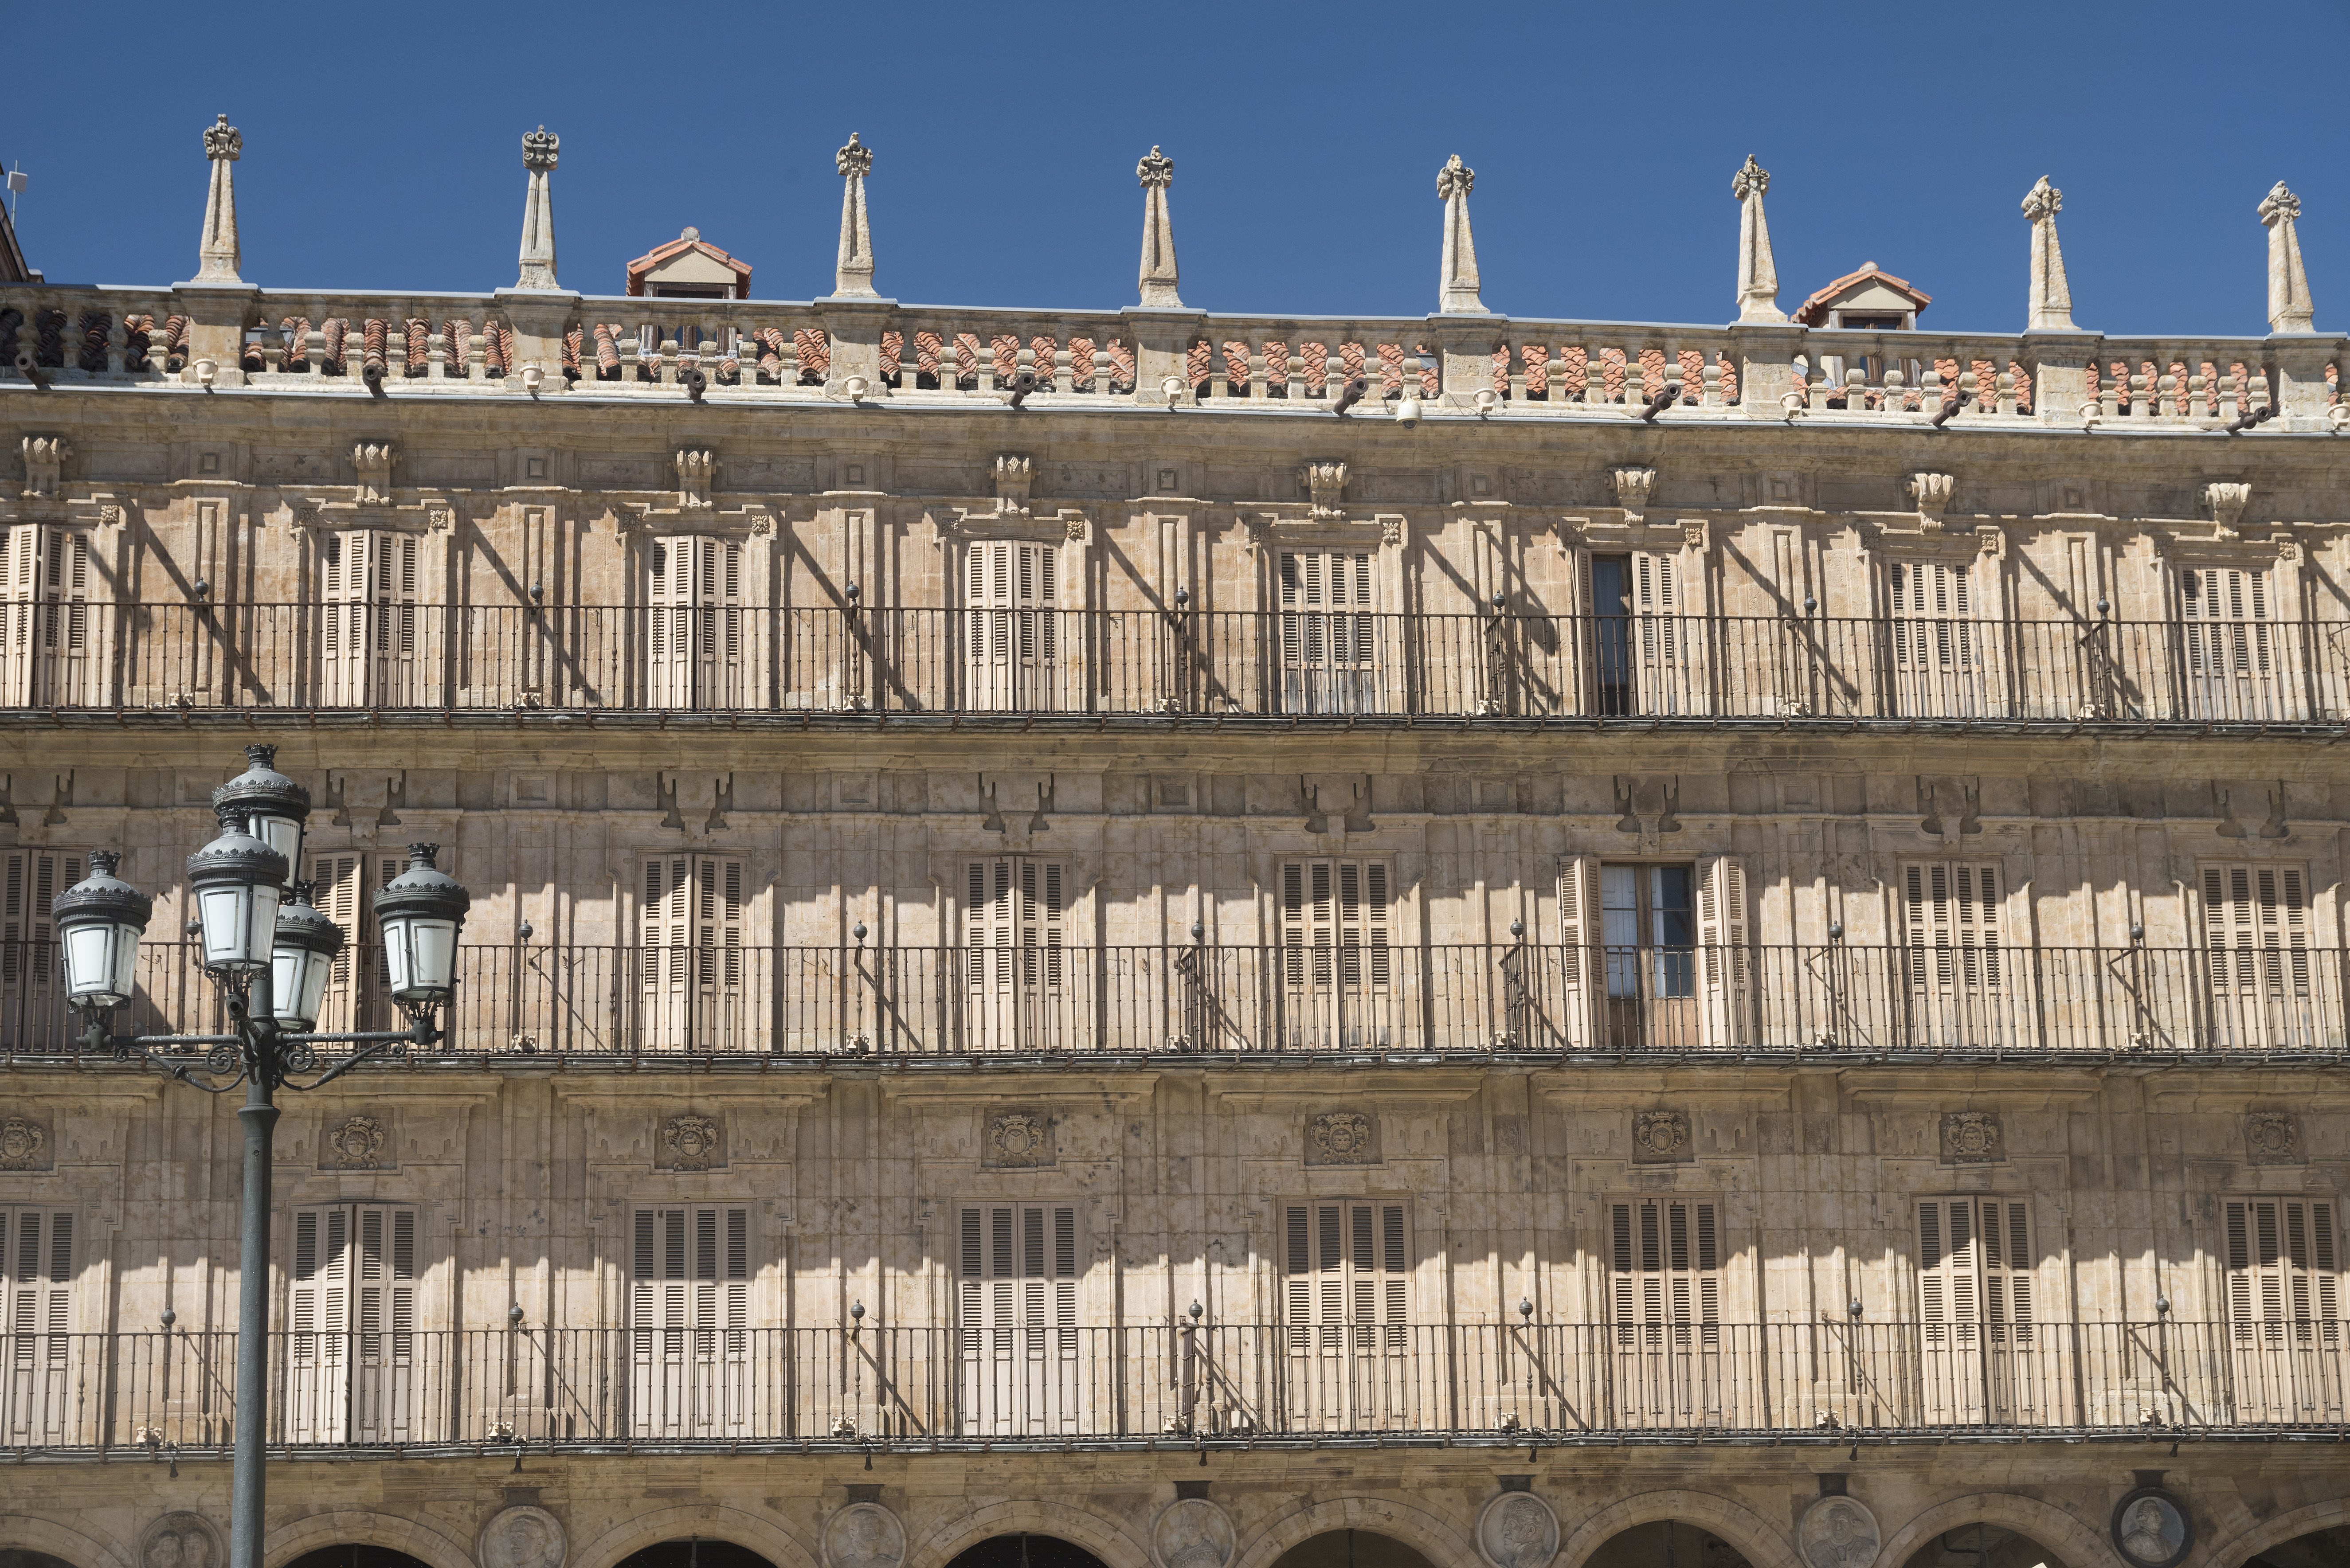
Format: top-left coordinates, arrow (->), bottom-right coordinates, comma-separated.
265,1512 -> 477,1568
1876,1493 -> 2108,1568
1230,1496 -> 1474,1568
1556,1490 -> 1790,1568
914,1501 -> 1149,1568
2198,1496 -> 2350,1568
0,1517 -> 133,1568
571,1507 -> 817,1568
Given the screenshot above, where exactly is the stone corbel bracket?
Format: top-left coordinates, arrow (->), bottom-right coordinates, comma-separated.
20,435 -> 70,500
675,448 -> 716,509
1611,466 -> 1655,521
351,441 -> 394,505
1908,471 -> 1955,528
1301,460 -> 1348,520
992,454 -> 1034,516
2205,481 -> 2251,538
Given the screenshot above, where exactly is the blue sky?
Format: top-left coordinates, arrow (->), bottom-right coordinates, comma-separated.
7,1 -> 2343,336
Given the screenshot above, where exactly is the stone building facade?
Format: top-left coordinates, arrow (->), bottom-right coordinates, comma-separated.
0,129 -> 2345,1568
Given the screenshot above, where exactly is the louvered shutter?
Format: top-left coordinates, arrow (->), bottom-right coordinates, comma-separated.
1280,1198 -> 1410,1427
646,536 -> 742,708
1280,860 -> 1393,1048
2202,864 -> 2314,1049
1888,558 -> 1986,716
1279,549 -> 1378,714
957,1202 -> 1079,1435
1914,1196 -> 2039,1422
964,541 -> 1059,711
0,1207 -> 75,1442
1629,550 -> 1691,712
0,849 -> 81,1038
287,1204 -> 353,1441
2179,566 -> 2280,721
1607,1198 -> 1723,1426
0,528 -> 41,707
2223,1197 -> 2342,1421
639,857 -> 744,1051
1901,862 -> 2004,992
963,858 -> 1064,1050
1554,857 -> 1601,1049
1694,856 -> 1750,1050
319,532 -> 389,706
630,1204 -> 750,1436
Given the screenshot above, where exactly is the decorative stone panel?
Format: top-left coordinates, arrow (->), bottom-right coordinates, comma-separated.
1940,1111 -> 2005,1164
1630,1109 -> 1690,1164
982,1110 -> 1054,1169
0,1114 -> 53,1172
318,1112 -> 393,1171
2244,1112 -> 2302,1165
1304,1110 -> 1379,1166
656,1113 -> 725,1171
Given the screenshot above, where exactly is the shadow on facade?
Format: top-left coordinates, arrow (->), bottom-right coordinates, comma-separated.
1896,1526 -> 2066,1568
1579,1523 -> 1753,1568
611,1545 -> 782,1568
943,1539 -> 1109,1568
1266,1533 -> 1435,1568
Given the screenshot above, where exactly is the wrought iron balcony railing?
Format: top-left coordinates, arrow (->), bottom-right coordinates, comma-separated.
3,940 -> 2342,1061
6,1321 -> 2340,1455
5,604 -> 2347,726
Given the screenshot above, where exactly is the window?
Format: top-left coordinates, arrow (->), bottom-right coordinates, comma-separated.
630,1205 -> 749,1437
1886,558 -> 1990,718
1914,1197 -> 2044,1424
2224,1198 -> 2342,1421
1281,1200 -> 1410,1430
2201,864 -> 2315,1050
1277,549 -> 1381,714
287,1204 -> 417,1443
1559,858 -> 1745,1052
1585,552 -> 1692,716
957,1202 -> 1079,1435
964,858 -> 1068,1051
0,1205 -> 74,1444
1607,1197 -> 1725,1428
646,535 -> 744,709
963,541 -> 1060,712
1278,859 -> 1391,1049
321,531 -> 423,707
2178,567 -> 2281,722
309,852 -> 436,1035
0,849 -> 81,1049
0,527 -> 93,707
641,856 -> 749,1052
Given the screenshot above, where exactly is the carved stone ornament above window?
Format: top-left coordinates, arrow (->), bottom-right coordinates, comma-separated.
1940,1111 -> 2004,1163
658,1113 -> 725,1171
318,1112 -> 391,1171
1304,1110 -> 1380,1166
993,454 -> 1034,516
1610,467 -> 1655,519
1631,1109 -> 1690,1163
1908,471 -> 1955,525
675,448 -> 716,508
983,1110 -> 1055,1169
0,1114 -> 52,1172
1301,460 -> 1348,520
2204,481 -> 2250,538
2244,1112 -> 2302,1165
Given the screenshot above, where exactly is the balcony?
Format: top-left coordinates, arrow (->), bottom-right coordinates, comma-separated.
6,605 -> 2347,729
3,940 -> 2342,1063
4,1321 -> 2340,1455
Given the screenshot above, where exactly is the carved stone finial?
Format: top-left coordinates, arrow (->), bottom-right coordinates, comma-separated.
203,114 -> 242,162
2259,181 -> 2316,333
1137,146 -> 1182,308
515,126 -> 560,290
1436,155 -> 1486,314
193,116 -> 244,283
2021,176 -> 2074,331
832,133 -> 877,298
1731,153 -> 1785,323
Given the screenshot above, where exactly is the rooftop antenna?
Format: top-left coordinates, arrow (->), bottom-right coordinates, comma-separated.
4,162 -> 25,222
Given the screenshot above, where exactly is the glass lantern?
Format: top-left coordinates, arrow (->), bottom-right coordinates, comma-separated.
185,827 -> 289,972
211,744 -> 310,876
271,884 -> 347,1031
52,850 -> 153,1009
372,843 -> 470,1006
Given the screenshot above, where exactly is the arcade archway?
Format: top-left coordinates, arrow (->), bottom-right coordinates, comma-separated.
1579,1522 -> 1753,1568
1,1552 -> 82,1568
611,1545 -> 782,1568
942,1539 -> 1109,1568
2239,1522 -> 2350,1568
1265,1531 -> 1436,1568
1897,1525 -> 2069,1568
285,1550 -> 439,1568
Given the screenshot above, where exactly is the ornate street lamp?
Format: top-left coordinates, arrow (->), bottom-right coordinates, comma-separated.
48,746 -> 469,1568
374,844 -> 469,1006
53,850 -> 152,1009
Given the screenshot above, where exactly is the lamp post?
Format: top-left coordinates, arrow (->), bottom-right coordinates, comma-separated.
50,744 -> 470,1568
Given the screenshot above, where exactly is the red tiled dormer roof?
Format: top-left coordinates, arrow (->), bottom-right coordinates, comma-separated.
1791,262 -> 1931,327
624,227 -> 754,298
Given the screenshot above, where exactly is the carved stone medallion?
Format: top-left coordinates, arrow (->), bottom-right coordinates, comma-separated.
1940,1111 -> 2004,1164
1797,1496 -> 1880,1568
2111,1486 -> 2191,1568
823,1502 -> 906,1568
2244,1112 -> 2302,1165
1631,1109 -> 1689,1163
984,1111 -> 1055,1169
659,1114 -> 725,1171
478,1504 -> 565,1568
319,1114 -> 388,1171
0,1114 -> 52,1172
1151,1497 -> 1236,1568
1476,1490 -> 1560,1568
1304,1111 -> 1379,1166
141,1513 -> 223,1568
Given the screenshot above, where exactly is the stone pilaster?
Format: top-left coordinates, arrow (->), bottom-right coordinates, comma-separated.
1730,323 -> 1805,418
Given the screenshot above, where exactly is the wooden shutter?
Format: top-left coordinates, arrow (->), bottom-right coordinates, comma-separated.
1900,862 -> 2004,992
1608,1198 -> 1720,1342
640,857 -> 744,1049
1281,859 -> 1392,1048
957,1202 -> 1080,1434
965,541 -> 1058,709
1694,856 -> 1750,1050
630,1204 -> 750,1435
1278,549 -> 1377,712
0,849 -> 82,1003
2179,566 -> 2277,719
1555,857 -> 1601,1049
1282,1200 -> 1408,1333
1916,1198 -> 2032,1340
2227,1197 -> 2341,1336
1888,558 -> 1984,714
648,536 -> 742,707
0,1206 -> 75,1441
964,859 -> 1065,1049
2203,864 -> 2311,996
